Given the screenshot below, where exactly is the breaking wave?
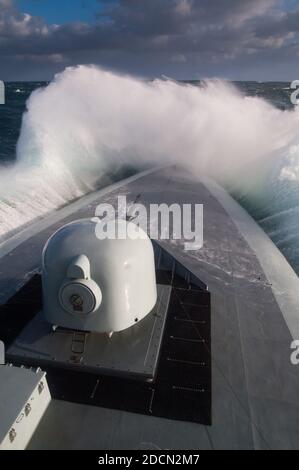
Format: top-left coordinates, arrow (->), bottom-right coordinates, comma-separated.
1,65 -> 299,271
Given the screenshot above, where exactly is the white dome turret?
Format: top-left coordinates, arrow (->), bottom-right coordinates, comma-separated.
42,219 -> 157,334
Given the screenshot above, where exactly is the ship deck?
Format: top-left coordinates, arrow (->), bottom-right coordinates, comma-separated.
1,166 -> 299,450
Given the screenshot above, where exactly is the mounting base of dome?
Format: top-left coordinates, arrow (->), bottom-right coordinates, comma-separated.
7,285 -> 171,382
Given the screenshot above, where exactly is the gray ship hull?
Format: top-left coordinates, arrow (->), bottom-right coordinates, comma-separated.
1,166 -> 299,450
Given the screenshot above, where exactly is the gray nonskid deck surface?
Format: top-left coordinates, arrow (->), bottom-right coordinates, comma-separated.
1,166 -> 299,449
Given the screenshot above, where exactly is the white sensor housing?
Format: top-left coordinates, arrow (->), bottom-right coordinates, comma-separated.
42,219 -> 157,334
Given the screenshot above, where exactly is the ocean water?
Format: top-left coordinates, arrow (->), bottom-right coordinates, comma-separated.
0,83 -> 45,163
0,70 -> 298,275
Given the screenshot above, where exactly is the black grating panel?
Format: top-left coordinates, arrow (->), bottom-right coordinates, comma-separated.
0,275 -> 42,346
3,270 -> 212,425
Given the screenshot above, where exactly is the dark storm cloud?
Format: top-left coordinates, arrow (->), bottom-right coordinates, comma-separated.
0,0 -> 299,80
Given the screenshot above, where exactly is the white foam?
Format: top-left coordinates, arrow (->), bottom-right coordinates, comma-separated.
1,65 -> 299,241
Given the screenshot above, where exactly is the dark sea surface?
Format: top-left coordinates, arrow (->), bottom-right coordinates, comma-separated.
0,80 -> 298,275
0,82 -> 47,163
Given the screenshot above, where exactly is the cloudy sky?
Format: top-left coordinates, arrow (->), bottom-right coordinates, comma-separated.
1,0 -> 299,80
